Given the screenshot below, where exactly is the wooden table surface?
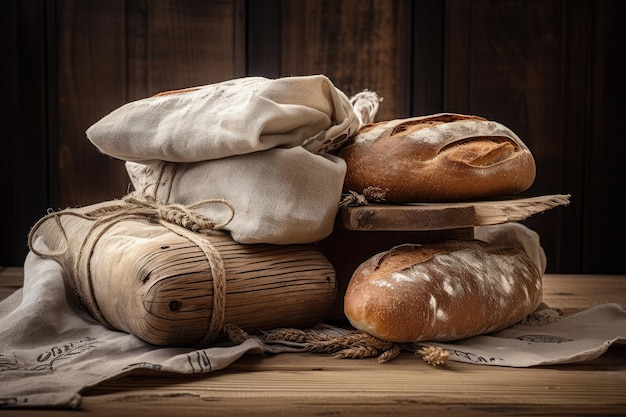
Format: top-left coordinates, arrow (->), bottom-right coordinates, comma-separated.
0,267 -> 624,417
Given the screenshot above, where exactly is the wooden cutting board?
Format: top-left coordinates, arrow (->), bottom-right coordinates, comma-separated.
337,194 -> 570,231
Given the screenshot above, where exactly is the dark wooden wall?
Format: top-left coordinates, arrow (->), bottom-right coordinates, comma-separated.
2,0 -> 624,274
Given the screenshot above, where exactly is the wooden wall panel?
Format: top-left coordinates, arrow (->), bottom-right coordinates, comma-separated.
0,0 -> 49,265
410,1 -> 445,115
246,0 -> 281,78
280,0 -> 412,121
55,0 -> 246,211
584,0 -> 626,273
558,0 -> 591,273
127,0 -> 245,100
444,0 -> 576,272
56,0 -> 129,209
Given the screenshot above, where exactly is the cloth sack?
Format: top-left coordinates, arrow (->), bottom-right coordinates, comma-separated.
87,75 -> 379,244
86,75 -> 362,162
125,147 -> 346,244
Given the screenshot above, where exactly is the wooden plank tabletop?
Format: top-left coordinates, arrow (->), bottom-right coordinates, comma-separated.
1,267 -> 624,416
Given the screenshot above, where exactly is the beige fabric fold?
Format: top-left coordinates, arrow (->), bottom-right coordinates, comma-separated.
125,147 -> 346,244
86,75 -> 360,163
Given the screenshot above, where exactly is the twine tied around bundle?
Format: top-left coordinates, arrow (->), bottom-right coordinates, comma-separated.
28,192 -> 235,346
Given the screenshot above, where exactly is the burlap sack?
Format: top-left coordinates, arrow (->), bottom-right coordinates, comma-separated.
86,75 -> 362,162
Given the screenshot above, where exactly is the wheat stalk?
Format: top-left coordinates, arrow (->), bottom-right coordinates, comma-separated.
416,346 -> 449,366
227,324 -> 449,367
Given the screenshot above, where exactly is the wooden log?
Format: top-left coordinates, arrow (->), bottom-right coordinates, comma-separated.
28,199 -> 337,346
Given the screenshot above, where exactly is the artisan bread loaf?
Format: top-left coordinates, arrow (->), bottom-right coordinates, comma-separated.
343,240 -> 542,342
336,113 -> 536,202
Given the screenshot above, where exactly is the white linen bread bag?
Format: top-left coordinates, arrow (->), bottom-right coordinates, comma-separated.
87,75 -> 377,244
125,148 -> 346,244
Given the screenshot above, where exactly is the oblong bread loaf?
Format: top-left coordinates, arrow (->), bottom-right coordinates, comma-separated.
337,113 -> 536,202
344,240 -> 542,342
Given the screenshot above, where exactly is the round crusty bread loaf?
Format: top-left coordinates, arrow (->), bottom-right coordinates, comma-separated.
336,113 -> 536,202
343,240 -> 542,342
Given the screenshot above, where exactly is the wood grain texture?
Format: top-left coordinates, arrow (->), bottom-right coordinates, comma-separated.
132,0 -> 245,97
444,0 -> 569,274
542,274 -> 626,316
280,0 -> 411,120
556,0 -> 590,273
0,0 -> 49,266
338,195 -> 570,231
340,205 -> 475,231
56,0 -> 130,208
28,207 -> 336,346
245,0 -> 281,78
410,0 -> 444,115
1,270 -> 624,416
583,0 -> 626,273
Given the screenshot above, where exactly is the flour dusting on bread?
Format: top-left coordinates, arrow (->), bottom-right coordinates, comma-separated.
343,240 -> 542,342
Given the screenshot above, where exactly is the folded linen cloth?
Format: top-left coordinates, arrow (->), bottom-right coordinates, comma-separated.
412,303 -> 626,367
86,75 -> 363,162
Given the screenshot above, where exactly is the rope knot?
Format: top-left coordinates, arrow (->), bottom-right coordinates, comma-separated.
119,192 -> 235,233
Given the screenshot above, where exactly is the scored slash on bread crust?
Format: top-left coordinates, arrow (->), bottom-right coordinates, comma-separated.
337,113 -> 536,203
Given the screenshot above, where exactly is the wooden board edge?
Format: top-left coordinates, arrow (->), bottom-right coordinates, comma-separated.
338,194 -> 571,231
